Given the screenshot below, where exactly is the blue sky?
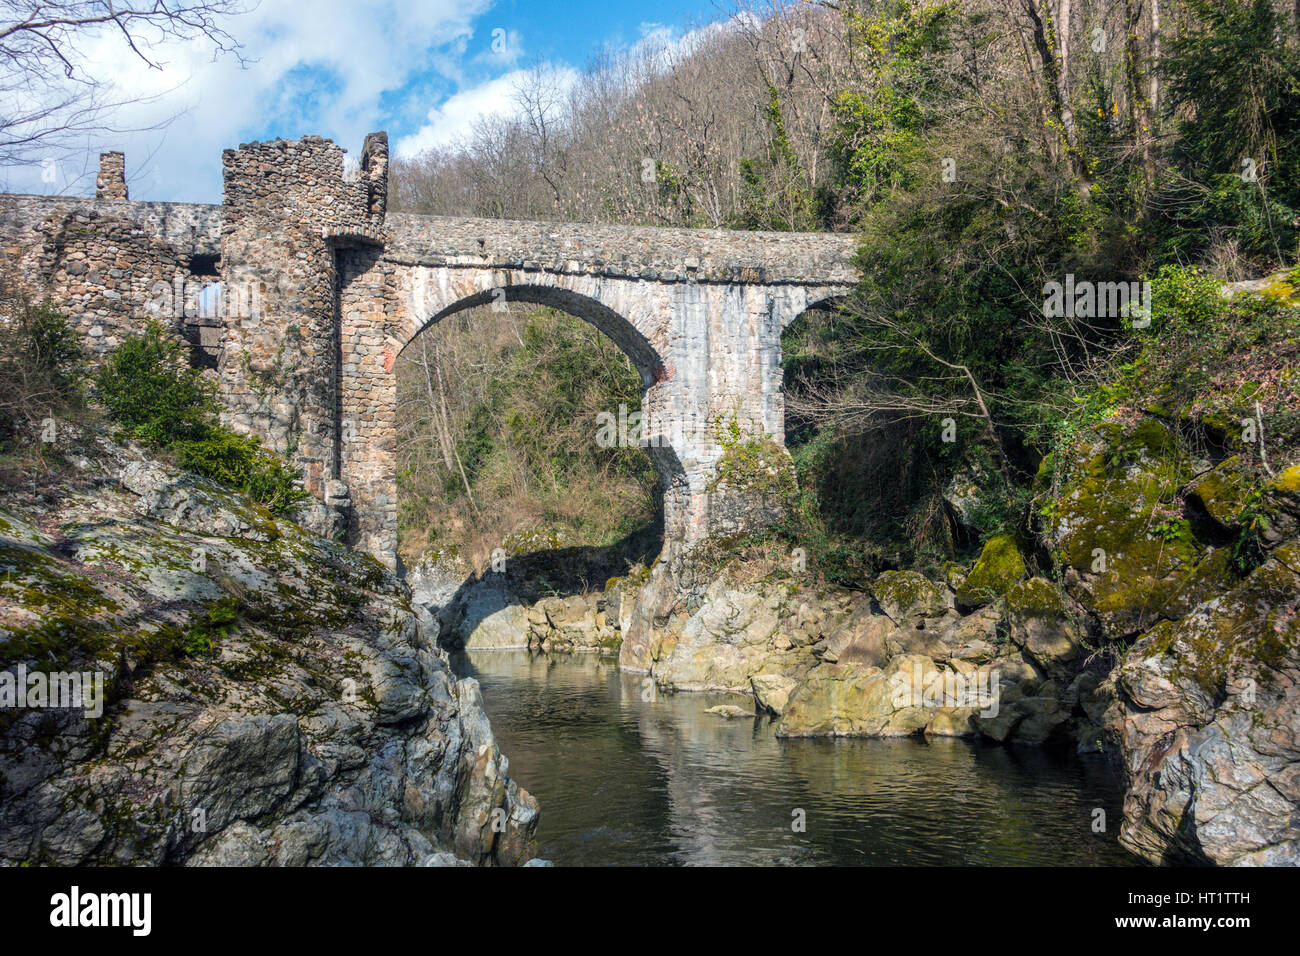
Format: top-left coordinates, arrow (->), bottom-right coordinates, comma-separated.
6,0 -> 727,203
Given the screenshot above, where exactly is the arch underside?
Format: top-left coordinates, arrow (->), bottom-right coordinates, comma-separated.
401,283 -> 666,388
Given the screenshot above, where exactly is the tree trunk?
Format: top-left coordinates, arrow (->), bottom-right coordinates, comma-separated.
1019,0 -> 1091,200
418,334 -> 455,471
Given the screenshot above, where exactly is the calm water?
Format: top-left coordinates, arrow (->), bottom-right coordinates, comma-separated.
451,649 -> 1137,866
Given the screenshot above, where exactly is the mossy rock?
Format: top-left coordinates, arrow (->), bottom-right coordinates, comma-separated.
1120,548 -> 1300,703
1003,576 -> 1066,617
956,535 -> 1026,608
1002,577 -> 1084,682
1046,418 -> 1229,636
1257,465 -> 1300,546
1272,465 -> 1300,496
1186,458 -> 1253,532
870,570 -> 947,622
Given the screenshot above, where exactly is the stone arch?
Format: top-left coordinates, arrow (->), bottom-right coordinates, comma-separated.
778,293 -> 851,447
395,278 -> 690,556
777,291 -> 850,330
399,281 -> 666,388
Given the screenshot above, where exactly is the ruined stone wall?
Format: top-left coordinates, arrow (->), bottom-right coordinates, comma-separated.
0,191 -> 220,359
95,152 -> 128,200
337,246 -> 402,559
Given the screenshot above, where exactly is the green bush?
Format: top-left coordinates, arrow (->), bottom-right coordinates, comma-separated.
95,320 -> 215,445
19,301 -> 85,398
97,322 -> 307,516
173,431 -> 308,516
0,293 -> 85,442
1149,265 -> 1226,332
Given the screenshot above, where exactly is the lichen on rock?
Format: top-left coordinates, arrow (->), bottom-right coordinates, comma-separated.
0,431 -> 539,866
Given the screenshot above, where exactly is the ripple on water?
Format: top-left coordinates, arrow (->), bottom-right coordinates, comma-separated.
451,649 -> 1137,867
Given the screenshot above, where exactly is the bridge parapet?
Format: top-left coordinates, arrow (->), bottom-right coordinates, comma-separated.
384,214 -> 859,287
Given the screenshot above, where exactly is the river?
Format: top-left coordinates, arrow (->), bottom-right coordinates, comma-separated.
450,649 -> 1137,866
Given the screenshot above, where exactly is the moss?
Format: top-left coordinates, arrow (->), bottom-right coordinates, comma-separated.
0,540 -> 118,618
956,534 -> 1026,607
1129,418 -> 1178,457
871,569 -> 945,619
1187,460 -> 1254,530
708,415 -> 798,508
1044,417 -> 1234,631
1273,465 -> 1300,494
0,540 -> 125,668
1003,576 -> 1066,617
1132,551 -> 1300,700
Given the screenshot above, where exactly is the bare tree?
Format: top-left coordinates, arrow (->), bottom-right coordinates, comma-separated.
0,0 -> 248,169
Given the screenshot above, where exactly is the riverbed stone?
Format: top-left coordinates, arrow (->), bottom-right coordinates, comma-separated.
751,674 -> 798,715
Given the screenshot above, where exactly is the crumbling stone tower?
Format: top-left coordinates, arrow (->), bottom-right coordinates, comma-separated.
218,133 -> 389,499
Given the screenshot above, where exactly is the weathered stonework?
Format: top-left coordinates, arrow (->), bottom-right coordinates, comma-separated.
95,151 -> 128,200
0,133 -> 859,567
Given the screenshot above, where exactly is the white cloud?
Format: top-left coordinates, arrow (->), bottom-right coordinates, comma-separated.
0,2 -> 745,201
5,0 -> 497,201
394,64 -> 579,158
391,17 -> 734,162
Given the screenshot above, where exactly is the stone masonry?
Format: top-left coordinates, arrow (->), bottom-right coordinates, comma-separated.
0,135 -> 859,567
95,152 -> 128,200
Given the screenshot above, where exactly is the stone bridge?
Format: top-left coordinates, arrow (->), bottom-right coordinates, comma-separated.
0,134 -> 859,567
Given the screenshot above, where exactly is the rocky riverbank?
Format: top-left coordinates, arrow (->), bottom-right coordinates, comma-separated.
0,424 -> 539,866
413,411 -> 1300,867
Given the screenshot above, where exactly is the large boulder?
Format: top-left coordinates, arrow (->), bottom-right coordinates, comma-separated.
955,534 -> 1026,608
1046,419 -> 1223,639
1103,544 -> 1300,865
751,674 -> 798,716
1003,577 -> 1086,683
823,604 -> 892,666
450,585 -> 531,649
871,570 -> 949,623
776,654 -> 988,739
0,437 -> 539,867
620,553 -> 852,692
650,582 -> 797,691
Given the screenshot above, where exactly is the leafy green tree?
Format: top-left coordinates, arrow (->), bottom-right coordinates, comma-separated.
1154,0 -> 1300,267
825,0 -> 955,221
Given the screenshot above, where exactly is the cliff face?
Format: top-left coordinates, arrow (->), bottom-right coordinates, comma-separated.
1051,421 -> 1300,866
0,426 -> 538,866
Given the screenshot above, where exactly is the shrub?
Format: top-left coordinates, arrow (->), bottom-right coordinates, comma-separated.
98,322 -> 308,516
0,291 -> 85,440
1149,265 -> 1226,332
173,431 -> 308,515
19,301 -> 84,397
95,320 -> 215,445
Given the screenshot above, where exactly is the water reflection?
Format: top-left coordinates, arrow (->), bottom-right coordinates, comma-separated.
451,650 -> 1136,866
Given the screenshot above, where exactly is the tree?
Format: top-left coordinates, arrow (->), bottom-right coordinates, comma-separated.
0,0 -> 247,170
